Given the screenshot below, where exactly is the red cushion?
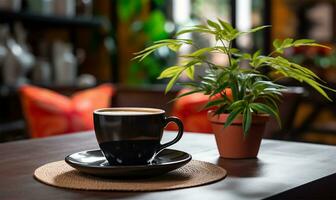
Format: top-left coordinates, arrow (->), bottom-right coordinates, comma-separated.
20,84 -> 115,138
167,88 -> 232,133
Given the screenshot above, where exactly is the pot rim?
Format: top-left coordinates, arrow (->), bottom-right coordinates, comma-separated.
207,110 -> 270,124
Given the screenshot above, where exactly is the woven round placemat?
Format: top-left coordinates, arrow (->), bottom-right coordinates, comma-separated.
34,160 -> 226,191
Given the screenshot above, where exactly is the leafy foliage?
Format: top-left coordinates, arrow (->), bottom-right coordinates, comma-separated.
117,0 -> 170,85
134,19 -> 333,134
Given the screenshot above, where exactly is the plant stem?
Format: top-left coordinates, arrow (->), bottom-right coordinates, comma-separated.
268,48 -> 279,57
219,39 -> 232,66
228,41 -> 232,66
198,57 -> 218,69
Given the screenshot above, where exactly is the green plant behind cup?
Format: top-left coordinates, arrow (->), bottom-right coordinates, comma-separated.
134,19 -> 334,134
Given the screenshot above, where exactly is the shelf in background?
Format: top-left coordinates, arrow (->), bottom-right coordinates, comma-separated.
0,9 -> 106,29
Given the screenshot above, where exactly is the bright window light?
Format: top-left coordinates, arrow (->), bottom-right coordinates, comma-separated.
173,0 -> 191,24
236,0 -> 252,49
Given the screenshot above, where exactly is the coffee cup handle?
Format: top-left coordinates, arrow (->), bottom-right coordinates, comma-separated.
157,116 -> 184,153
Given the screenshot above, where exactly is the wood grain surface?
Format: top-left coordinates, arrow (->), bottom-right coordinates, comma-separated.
1,131 -> 336,200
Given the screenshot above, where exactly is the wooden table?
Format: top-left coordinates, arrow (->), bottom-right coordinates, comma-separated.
1,131 -> 336,200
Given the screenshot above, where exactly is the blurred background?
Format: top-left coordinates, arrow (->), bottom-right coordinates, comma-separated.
0,0 -> 335,144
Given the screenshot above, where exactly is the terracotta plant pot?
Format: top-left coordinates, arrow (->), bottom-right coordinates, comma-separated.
208,111 -> 269,159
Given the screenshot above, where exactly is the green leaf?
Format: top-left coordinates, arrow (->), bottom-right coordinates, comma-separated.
169,89 -> 203,103
291,63 -> 320,79
211,83 -> 230,97
200,75 -> 217,83
214,106 -> 227,115
226,29 -> 241,41
293,39 -> 315,45
253,50 -> 261,60
230,48 -> 240,54
165,74 -> 179,94
189,47 -> 215,57
228,100 -> 246,110
224,108 -> 244,127
154,38 -> 192,45
176,89 -> 203,98
207,19 -> 221,30
134,43 -> 165,55
262,56 -> 333,101
273,39 -> 281,49
229,81 -> 239,101
241,53 -> 252,60
301,76 -> 331,101
133,42 -> 170,61
178,82 -> 200,88
297,43 -> 331,49
176,27 -> 214,36
133,49 -> 155,61
263,96 -> 280,111
292,39 -> 330,49
247,25 -> 271,33
158,66 -> 183,79
283,38 -> 294,47
217,19 -> 234,32
185,66 -> 195,80
250,103 -> 280,125
276,56 -> 291,66
243,107 -> 252,135
271,38 -> 331,55
167,43 -> 182,52
183,60 -> 201,68
232,25 -> 270,40
203,99 -> 227,109
194,24 -> 209,29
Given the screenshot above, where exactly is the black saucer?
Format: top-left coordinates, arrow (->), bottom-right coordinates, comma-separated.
65,149 -> 192,178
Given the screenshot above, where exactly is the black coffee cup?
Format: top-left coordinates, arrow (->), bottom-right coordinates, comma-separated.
93,107 -> 184,165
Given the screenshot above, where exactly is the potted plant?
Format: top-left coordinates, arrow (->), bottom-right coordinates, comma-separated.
134,19 -> 333,158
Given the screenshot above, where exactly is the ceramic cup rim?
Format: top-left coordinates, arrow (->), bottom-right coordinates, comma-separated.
93,107 -> 165,116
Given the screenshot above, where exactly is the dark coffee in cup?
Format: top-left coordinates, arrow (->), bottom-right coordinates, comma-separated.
93,107 -> 184,165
